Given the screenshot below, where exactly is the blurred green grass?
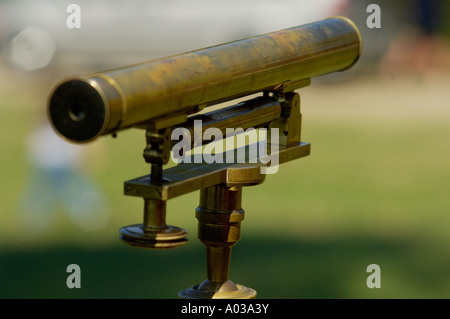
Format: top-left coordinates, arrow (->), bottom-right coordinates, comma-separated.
0,75 -> 449,298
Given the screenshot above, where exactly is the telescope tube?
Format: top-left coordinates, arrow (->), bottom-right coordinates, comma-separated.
48,16 -> 361,143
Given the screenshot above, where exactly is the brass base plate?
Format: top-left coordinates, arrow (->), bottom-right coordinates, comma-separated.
178,284 -> 257,299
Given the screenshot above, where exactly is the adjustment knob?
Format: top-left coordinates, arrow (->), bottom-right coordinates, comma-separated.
120,224 -> 188,249
119,199 -> 188,249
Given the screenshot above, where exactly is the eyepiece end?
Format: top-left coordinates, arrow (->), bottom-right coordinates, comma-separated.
48,79 -> 107,143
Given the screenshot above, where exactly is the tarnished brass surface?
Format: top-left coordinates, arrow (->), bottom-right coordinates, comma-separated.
48,16 -> 361,143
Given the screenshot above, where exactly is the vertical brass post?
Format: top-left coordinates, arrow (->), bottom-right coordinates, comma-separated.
143,199 -> 166,230
179,184 -> 256,299
119,197 -> 188,249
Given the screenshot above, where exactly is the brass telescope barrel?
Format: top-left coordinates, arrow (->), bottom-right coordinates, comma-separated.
48,16 -> 361,143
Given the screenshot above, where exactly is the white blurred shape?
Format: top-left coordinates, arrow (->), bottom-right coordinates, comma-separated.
27,124 -> 83,170
8,26 -> 56,71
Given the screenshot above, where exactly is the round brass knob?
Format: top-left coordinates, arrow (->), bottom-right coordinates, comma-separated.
119,199 -> 188,249
120,224 -> 188,249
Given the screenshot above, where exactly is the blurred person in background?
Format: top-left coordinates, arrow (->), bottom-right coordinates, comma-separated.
379,0 -> 450,81
15,120 -> 111,240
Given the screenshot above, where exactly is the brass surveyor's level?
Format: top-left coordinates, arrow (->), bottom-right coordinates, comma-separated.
48,17 -> 361,298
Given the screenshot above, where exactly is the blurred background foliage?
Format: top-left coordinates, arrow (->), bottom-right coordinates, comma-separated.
0,0 -> 449,298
